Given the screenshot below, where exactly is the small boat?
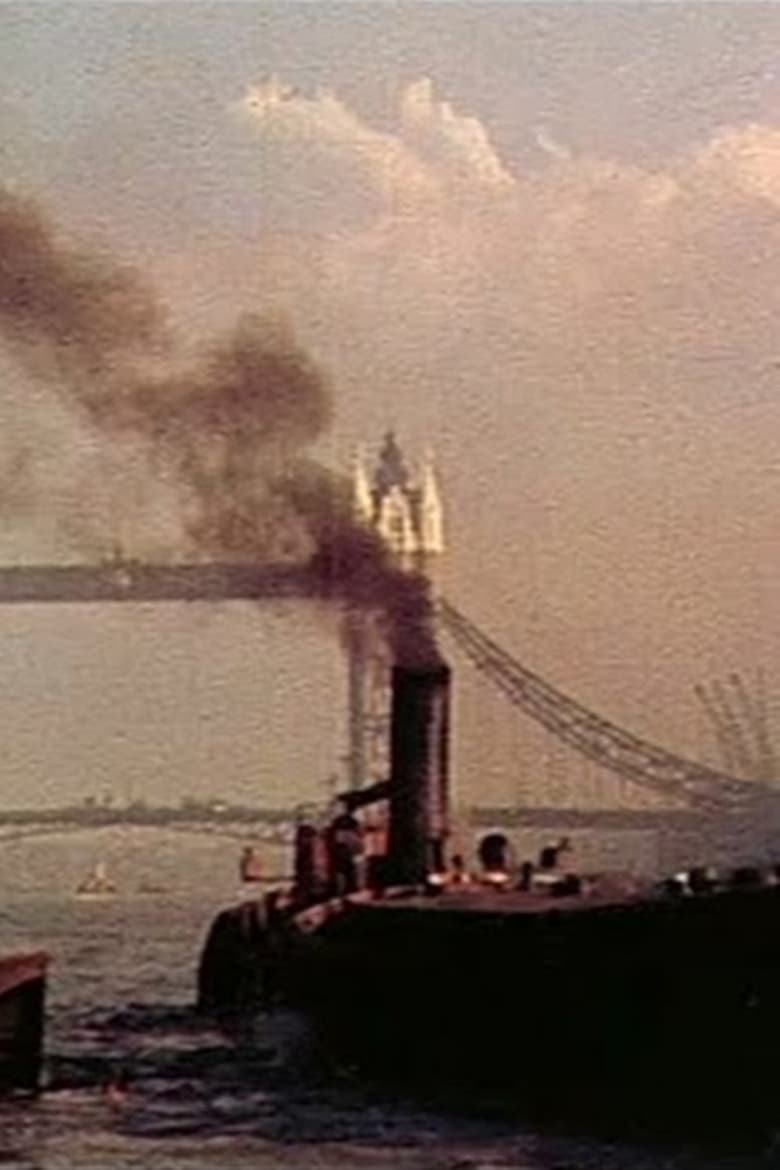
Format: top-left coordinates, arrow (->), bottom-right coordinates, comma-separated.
0,951 -> 48,1093
76,862 -> 117,899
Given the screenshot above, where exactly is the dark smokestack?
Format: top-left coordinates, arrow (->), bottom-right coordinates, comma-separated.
387,662 -> 451,886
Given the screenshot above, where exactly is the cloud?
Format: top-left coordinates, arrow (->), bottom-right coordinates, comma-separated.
399,78 -> 515,191
233,75 -> 514,224
694,123 -> 780,207
155,86 -> 780,488
534,127 -> 571,162
235,77 -> 440,219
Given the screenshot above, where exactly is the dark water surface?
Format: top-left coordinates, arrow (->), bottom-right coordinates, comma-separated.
0,829 -> 773,1169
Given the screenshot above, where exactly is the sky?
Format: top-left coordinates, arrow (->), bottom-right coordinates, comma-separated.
0,3 -> 778,810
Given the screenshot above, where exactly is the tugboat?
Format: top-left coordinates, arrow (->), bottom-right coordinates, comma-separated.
198,662 -> 780,1146
0,951 -> 48,1092
75,861 -> 117,899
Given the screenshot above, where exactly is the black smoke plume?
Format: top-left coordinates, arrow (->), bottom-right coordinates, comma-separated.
0,189 -> 439,665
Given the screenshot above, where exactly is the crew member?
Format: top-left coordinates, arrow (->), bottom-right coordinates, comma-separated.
477,832 -> 512,887
293,819 -> 328,905
325,801 -> 364,896
539,836 -> 571,871
363,810 -> 389,894
449,853 -> 471,886
517,859 -> 535,891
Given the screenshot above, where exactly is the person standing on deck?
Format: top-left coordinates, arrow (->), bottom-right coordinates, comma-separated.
539,836 -> 571,872
325,801 -> 364,896
292,818 -> 329,906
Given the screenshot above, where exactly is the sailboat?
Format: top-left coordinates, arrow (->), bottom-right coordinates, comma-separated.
75,861 -> 117,899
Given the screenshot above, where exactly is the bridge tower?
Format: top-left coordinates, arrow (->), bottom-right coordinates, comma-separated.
345,432 -> 444,789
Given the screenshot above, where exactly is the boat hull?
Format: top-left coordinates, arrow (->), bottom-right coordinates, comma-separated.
198,885 -> 780,1144
0,952 -> 48,1093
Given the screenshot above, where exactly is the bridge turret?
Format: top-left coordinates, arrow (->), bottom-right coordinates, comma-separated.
419,446 -> 444,557
375,429 -> 410,495
376,484 -> 418,562
366,432 -> 445,570
352,446 -> 374,526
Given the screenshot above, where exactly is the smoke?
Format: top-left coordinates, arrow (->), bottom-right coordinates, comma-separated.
0,190 -> 164,372
0,188 -> 439,666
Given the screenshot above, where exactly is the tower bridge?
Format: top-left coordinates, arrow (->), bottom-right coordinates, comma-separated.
0,433 -> 776,871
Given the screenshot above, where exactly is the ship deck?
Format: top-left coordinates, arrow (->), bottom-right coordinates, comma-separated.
372,886 -> 647,914
291,880 -> 653,933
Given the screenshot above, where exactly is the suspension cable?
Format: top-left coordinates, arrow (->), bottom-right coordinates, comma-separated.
438,597 -> 762,812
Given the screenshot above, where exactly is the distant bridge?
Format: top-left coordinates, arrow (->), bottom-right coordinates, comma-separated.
0,805 -> 296,845
0,802 -> 737,843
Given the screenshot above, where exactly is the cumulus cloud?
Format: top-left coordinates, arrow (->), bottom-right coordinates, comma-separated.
235,76 -> 439,216
233,75 -> 514,221
694,122 -> 780,207
208,83 -> 780,435
187,82 -> 780,500
534,127 -> 572,162
399,78 -> 515,191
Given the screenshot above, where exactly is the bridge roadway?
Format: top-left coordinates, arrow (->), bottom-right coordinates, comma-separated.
0,562 -> 323,604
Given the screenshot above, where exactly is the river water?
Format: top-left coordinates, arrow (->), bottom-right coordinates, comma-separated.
0,828 -> 772,1170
